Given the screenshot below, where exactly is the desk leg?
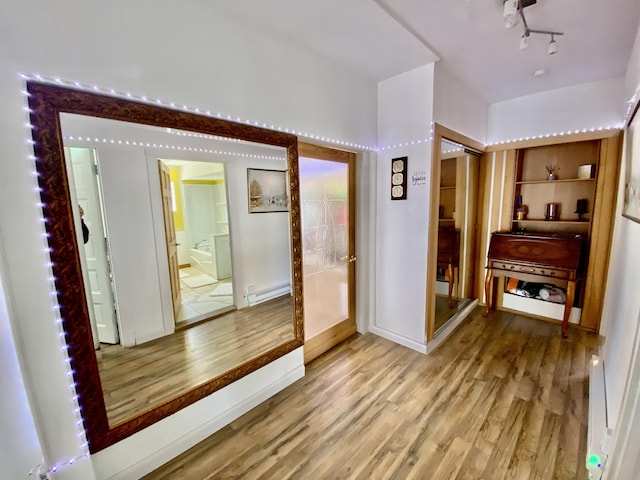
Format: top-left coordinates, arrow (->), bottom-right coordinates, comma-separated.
447,263 -> 454,309
483,269 -> 493,317
562,281 -> 575,339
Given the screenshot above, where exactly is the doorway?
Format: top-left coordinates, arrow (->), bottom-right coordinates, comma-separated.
298,143 -> 356,363
299,143 -> 357,363
65,147 -> 120,346
158,159 -> 235,328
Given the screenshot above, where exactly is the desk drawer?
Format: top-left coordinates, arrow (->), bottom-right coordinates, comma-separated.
489,261 -> 571,280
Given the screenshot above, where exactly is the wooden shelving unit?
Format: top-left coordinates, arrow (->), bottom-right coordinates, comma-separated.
512,140 -> 600,235
476,130 -> 622,334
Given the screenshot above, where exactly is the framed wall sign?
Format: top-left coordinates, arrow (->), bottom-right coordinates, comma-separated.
391,156 -> 408,200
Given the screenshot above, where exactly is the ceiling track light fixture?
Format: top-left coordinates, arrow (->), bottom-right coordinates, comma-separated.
504,0 -> 564,54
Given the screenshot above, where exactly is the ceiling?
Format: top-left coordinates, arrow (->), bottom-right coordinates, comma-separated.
213,0 -> 640,103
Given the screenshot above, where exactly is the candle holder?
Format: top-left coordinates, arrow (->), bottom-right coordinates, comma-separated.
575,198 -> 588,221
545,202 -> 560,221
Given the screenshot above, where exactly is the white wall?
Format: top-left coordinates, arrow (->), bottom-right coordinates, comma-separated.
373,64 -> 434,351
433,63 -> 488,144
600,24 -> 640,473
0,1 -> 376,478
225,158 -> 292,306
0,255 -> 44,479
487,77 -> 626,144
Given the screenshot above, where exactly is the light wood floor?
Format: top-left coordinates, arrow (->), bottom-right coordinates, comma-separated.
97,295 -> 294,426
145,308 -> 599,480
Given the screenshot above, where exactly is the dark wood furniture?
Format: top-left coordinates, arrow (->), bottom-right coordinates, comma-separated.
438,228 -> 461,308
483,232 -> 584,338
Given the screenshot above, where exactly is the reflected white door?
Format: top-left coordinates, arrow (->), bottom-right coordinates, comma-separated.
299,144 -> 356,363
67,147 -> 119,345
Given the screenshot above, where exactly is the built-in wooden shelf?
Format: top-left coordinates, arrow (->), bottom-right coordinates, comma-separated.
512,219 -> 590,225
516,178 -> 596,185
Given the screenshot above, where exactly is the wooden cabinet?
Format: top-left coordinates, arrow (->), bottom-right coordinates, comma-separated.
477,131 -> 622,334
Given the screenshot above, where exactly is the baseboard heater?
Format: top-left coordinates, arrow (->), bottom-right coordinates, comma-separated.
247,282 -> 291,306
587,355 -> 614,479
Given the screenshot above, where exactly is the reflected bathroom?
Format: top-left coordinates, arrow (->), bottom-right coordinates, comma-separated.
162,159 -> 235,328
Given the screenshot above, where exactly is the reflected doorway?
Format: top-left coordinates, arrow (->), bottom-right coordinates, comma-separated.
299,143 -> 356,363
159,159 -> 235,328
65,146 -> 119,347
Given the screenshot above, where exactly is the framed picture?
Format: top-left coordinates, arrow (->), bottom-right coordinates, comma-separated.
623,98 -> 640,224
247,168 -> 289,213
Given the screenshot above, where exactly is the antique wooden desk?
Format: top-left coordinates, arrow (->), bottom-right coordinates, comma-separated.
482,232 -> 584,338
437,228 -> 461,308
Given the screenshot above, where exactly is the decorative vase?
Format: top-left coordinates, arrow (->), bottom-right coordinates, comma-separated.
547,173 -> 557,181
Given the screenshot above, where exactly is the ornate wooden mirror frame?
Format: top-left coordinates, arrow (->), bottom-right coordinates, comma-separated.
26,81 -> 304,452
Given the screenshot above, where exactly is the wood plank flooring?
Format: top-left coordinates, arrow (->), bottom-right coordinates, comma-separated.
144,308 -> 600,480
97,295 -> 293,426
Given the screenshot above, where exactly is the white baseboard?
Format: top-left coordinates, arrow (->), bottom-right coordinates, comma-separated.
587,355 -> 610,479
368,325 -> 427,354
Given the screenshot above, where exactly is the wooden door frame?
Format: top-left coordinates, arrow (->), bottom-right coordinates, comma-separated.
299,142 -> 357,363
426,124 -> 485,342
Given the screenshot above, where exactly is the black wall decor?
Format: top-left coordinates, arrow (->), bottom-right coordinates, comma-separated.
391,156 -> 408,200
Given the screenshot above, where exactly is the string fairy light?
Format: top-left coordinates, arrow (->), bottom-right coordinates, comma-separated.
63,135 -> 286,161
18,72 -> 376,152
487,125 -> 624,147
20,77 -> 91,478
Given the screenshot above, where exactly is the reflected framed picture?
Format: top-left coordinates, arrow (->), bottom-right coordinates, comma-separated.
623,98 -> 640,224
247,168 -> 289,213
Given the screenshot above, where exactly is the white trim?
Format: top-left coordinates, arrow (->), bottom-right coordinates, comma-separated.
366,152 -> 378,335
587,355 -> 609,479
368,325 -> 427,354
357,152 -> 376,335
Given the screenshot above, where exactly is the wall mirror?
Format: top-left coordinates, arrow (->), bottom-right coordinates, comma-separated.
27,82 -> 304,452
427,124 -> 484,340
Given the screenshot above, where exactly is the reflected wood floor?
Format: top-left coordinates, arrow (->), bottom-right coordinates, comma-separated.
434,295 -> 461,332
97,295 -> 293,426
145,308 -> 599,480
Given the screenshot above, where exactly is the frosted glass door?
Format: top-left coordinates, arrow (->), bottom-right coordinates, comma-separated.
300,157 -> 351,340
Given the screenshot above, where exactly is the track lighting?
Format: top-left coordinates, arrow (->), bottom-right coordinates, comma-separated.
547,35 -> 558,55
503,0 -> 520,29
503,0 -> 564,55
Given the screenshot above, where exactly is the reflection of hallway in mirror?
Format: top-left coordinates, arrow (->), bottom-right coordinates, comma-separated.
96,295 -> 294,426
434,296 -> 471,333
175,266 -> 234,328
